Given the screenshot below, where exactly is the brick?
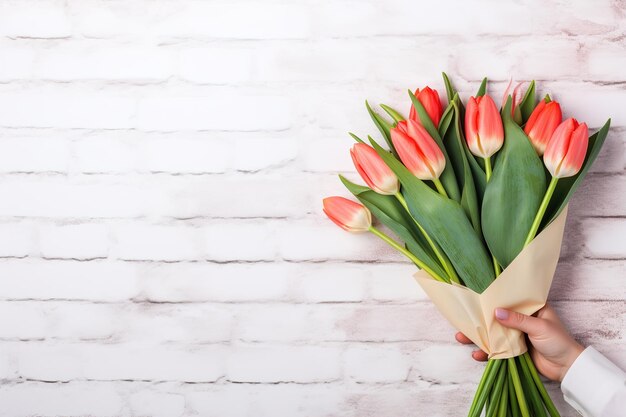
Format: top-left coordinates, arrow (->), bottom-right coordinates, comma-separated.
112,223 -> 203,261
157,3 -> 311,39
155,175 -> 308,219
278,218 -> 405,262
368,263 -> 426,301
345,344 -> 411,382
129,390 -> 185,417
567,174 -> 626,217
227,345 -> 341,383
293,263 -> 367,302
0,1 -> 71,38
0,177 -> 146,218
300,135 -> 355,173
0,259 -> 138,301
410,344 -> 484,385
0,136 -> 70,172
0,382 -> 124,417
137,94 -> 292,131
124,304 -> 232,343
39,223 -> 109,259
581,218 -> 626,259
587,42 -> 626,82
142,137 -> 231,174
179,47 -> 254,84
0,92 -> 135,129
550,259 -> 626,301
138,262 -> 291,302
185,384 -> 345,417
233,135 -> 298,172
37,44 -> 173,81
0,45 -> 35,80
15,342 -> 226,382
234,305 -> 347,342
0,221 -> 36,257
72,134 -> 142,173
203,220 -> 277,261
0,302 -> 123,340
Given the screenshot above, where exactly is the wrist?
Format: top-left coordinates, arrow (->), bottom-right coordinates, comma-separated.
560,342 -> 585,381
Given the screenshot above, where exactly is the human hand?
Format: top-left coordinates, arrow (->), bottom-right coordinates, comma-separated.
455,303 -> 585,381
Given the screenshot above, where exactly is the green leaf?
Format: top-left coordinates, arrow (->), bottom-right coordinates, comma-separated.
541,119 -> 611,227
518,80 -> 536,123
380,104 -> 405,124
340,176 -> 446,278
366,101 -> 398,158
439,102 -> 455,137
445,101 -> 481,235
348,132 -> 365,143
370,139 -> 495,293
408,90 -> 461,202
476,77 -> 488,97
442,72 -> 456,103
481,97 -> 547,268
442,72 -> 465,116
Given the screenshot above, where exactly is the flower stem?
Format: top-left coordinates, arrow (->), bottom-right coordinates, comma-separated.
433,178 -> 449,198
394,193 -> 460,284
522,353 -> 561,417
484,156 -> 492,181
524,177 -> 559,247
508,357 -> 530,417
368,226 -> 448,283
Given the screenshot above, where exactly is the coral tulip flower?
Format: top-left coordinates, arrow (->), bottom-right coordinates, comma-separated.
524,101 -> 563,155
465,95 -> 504,159
409,86 -> 443,127
350,143 -> 399,195
544,118 -> 588,178
322,197 -> 372,233
391,119 -> 446,181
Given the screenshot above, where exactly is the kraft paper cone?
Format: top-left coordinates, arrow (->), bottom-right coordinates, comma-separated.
414,207 -> 568,359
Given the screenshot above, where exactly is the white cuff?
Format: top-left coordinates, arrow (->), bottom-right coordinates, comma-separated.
561,346 -> 626,417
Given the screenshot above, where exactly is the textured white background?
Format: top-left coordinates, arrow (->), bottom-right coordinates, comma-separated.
0,1 -> 624,416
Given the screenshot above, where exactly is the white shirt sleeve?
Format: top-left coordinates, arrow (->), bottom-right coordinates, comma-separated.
561,346 -> 626,417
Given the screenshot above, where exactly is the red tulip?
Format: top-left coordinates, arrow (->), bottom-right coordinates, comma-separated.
409,86 -> 443,127
524,101 -> 562,155
350,143 -> 399,195
544,118 -> 588,178
391,119 -> 445,181
322,197 -> 372,233
502,79 -> 525,122
464,95 -> 504,158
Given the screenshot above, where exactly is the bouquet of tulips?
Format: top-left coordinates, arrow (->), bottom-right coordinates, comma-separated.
323,73 -> 610,417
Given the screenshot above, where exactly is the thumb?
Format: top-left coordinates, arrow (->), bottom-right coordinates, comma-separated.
494,308 -> 548,337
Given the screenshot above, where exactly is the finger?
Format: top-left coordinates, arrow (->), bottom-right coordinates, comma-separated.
455,332 -> 474,345
472,350 -> 488,362
535,303 -> 560,324
494,308 -> 548,337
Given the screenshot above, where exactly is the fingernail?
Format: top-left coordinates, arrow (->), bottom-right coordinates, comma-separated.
495,308 -> 509,320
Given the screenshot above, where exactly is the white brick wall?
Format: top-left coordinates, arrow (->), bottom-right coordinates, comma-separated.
0,1 -> 624,416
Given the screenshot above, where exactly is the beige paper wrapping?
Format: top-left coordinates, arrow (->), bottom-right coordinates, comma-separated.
414,207 -> 568,359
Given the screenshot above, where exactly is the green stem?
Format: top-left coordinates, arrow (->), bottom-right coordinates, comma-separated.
433,178 -> 449,198
522,353 -> 561,417
508,358 -> 530,417
469,359 -> 503,417
498,378 -> 509,417
524,177 -> 559,247
394,193 -> 460,284
508,371 -> 521,417
485,156 -> 492,181
368,226 -> 448,283
487,362 -> 507,417
517,356 -> 547,417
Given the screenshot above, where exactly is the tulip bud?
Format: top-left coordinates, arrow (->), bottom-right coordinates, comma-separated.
465,95 -> 504,158
409,86 -> 443,127
544,118 -> 588,178
350,143 -> 399,195
391,119 -> 446,181
322,197 -> 372,233
524,100 -> 562,155
502,79 -> 525,124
